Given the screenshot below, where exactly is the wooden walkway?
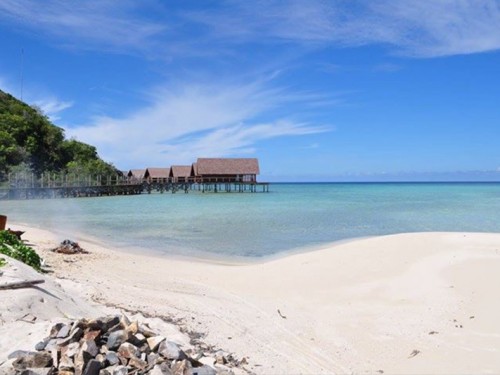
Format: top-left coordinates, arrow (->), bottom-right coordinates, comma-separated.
0,174 -> 269,200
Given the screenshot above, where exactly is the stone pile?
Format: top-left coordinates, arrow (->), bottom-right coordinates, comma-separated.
52,240 -> 88,255
7,315 -> 246,375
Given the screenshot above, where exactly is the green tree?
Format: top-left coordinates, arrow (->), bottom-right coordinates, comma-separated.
0,89 -> 119,180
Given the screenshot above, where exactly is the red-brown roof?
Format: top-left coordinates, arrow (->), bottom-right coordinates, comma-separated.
170,165 -> 192,178
195,158 -> 259,175
145,168 -> 170,178
128,169 -> 146,179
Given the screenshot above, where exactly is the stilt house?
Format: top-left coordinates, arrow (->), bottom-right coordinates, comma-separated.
127,169 -> 146,183
144,168 -> 170,183
193,158 -> 260,183
170,166 -> 192,183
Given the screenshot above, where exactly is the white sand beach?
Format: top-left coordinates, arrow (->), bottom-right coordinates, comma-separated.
2,225 -> 500,374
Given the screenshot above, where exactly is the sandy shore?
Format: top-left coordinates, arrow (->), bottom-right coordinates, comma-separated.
3,225 -> 500,374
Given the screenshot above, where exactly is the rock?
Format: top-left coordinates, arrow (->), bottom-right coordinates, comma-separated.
7,351 -> 37,360
3,314 -> 247,375
147,336 -> 166,351
102,316 -> 121,332
52,240 -> 88,254
65,342 -> 81,358
57,324 -> 72,338
117,342 -> 139,359
49,323 -> 65,338
189,366 -> 216,375
59,327 -> 84,346
106,331 -> 128,350
83,330 -> 101,342
135,333 -> 146,342
111,366 -> 128,375
43,339 -> 59,352
85,319 -> 104,332
73,352 -> 85,375
59,355 -> 74,370
139,324 -> 158,338
94,354 -> 105,364
99,368 -> 113,375
158,341 -> 184,361
126,321 -> 139,335
12,352 -> 53,369
150,364 -> 173,375
197,357 -> 215,367
146,353 -> 161,366
214,351 -> 226,365
34,339 -> 50,351
104,352 -> 120,366
82,341 -> 99,358
238,357 -> 247,366
82,360 -> 101,375
19,369 -> 52,375
119,315 -> 131,328
50,350 -> 58,369
129,356 -> 148,371
171,360 -> 191,375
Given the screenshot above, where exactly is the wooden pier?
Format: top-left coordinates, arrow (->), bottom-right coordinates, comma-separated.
0,173 -> 270,200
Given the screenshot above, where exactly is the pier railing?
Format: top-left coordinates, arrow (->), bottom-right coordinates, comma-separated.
0,172 -> 269,199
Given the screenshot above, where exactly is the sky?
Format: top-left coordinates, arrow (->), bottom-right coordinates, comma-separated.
0,0 -> 499,182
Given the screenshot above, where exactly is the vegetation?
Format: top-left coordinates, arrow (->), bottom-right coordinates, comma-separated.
0,257 -> 6,267
0,89 -> 118,181
0,230 -> 42,271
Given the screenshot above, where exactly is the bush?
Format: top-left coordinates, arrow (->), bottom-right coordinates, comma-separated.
0,230 -> 42,271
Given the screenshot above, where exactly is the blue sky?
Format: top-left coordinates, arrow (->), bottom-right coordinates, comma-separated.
0,0 -> 499,181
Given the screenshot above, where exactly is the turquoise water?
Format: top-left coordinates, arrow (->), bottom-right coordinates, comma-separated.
1,183 -> 500,258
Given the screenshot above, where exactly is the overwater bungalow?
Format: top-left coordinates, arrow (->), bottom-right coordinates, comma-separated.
127,169 -> 146,183
193,158 -> 260,183
144,168 -> 170,184
170,166 -> 192,183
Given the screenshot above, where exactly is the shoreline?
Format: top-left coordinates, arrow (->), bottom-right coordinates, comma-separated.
3,224 -> 500,373
8,219 -> 376,266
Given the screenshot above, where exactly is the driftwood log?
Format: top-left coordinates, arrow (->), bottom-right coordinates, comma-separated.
0,279 -> 45,290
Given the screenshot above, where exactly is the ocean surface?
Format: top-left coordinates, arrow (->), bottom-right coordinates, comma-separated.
2,183 -> 500,259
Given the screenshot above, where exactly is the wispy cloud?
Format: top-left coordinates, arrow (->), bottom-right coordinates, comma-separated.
1,1 -> 498,59
33,98 -> 73,121
187,0 -> 500,57
66,80 -> 329,168
0,0 -> 165,54
0,75 -> 72,121
161,121 -> 327,164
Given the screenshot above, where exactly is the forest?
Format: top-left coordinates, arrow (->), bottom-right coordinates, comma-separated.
0,89 -> 118,181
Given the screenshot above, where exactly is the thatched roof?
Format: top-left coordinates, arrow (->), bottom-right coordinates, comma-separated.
170,165 -> 192,178
128,169 -> 146,179
145,168 -> 170,179
195,158 -> 260,175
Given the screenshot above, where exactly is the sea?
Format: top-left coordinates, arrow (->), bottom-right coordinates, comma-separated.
1,182 -> 500,259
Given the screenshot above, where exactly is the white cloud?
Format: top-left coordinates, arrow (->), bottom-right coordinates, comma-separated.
366,1 -> 500,57
2,1 -> 498,59
66,81 -> 329,168
0,0 -> 165,53
160,121 -> 327,165
33,98 -> 73,121
188,0 -> 500,57
0,75 -> 72,121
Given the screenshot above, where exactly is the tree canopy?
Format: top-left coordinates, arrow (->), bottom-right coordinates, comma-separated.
0,89 -> 118,179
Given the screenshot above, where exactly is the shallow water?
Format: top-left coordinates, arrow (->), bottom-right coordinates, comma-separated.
2,182 -> 500,258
